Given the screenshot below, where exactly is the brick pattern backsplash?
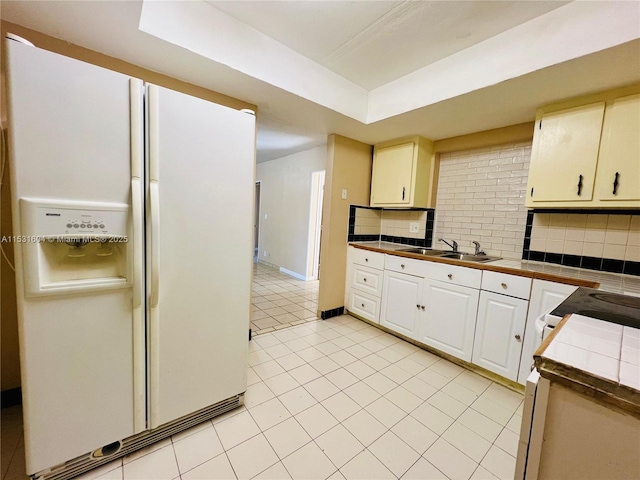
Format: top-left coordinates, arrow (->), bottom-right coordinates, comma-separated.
433,143 -> 531,259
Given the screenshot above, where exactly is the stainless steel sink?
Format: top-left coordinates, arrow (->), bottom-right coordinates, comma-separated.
397,248 -> 450,256
397,247 -> 502,263
439,253 -> 502,263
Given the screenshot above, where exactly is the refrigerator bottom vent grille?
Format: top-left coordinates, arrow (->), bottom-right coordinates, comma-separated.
33,394 -> 244,480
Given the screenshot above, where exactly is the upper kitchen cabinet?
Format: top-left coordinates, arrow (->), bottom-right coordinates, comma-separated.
525,85 -> 640,208
595,94 -> 640,202
370,135 -> 438,208
526,102 -> 605,205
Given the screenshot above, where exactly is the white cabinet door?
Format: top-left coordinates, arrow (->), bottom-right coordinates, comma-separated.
380,271 -> 422,339
473,291 -> 528,381
517,280 -> 578,384
420,279 -> 479,362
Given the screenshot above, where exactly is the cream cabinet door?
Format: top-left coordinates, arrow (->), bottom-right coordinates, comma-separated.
419,279 -> 479,362
472,291 -> 528,381
596,94 -> 640,201
380,271 -> 422,339
370,142 -> 414,205
527,102 -> 605,203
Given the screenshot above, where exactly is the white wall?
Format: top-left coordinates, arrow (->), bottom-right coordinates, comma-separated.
256,145 -> 326,278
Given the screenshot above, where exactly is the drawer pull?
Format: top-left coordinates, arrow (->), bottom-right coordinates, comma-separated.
363,278 -> 367,282
421,305 -> 425,311
501,282 -> 507,289
515,334 -> 521,341
401,264 -> 405,269
447,274 -> 452,279
365,258 -> 369,262
416,304 -> 420,309
361,303 -> 365,308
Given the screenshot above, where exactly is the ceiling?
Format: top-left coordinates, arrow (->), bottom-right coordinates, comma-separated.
1,1 -> 639,162
208,1 -> 569,90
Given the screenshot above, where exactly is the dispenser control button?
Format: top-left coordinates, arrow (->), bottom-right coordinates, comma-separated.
87,224 -> 92,229
93,224 -> 99,228
67,223 -> 72,228
73,224 -> 79,228
80,224 -> 86,228
99,224 -> 105,229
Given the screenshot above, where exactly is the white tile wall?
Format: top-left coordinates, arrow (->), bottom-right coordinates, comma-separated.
380,210 -> 428,239
353,208 -> 428,240
354,208 -> 382,236
530,214 -> 640,262
433,143 -> 531,260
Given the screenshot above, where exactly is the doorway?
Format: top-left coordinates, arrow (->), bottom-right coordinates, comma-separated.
254,181 -> 261,262
307,171 -> 325,280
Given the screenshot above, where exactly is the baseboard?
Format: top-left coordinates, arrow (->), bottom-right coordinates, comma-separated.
1,387 -> 22,408
320,307 -> 344,320
279,267 -> 313,281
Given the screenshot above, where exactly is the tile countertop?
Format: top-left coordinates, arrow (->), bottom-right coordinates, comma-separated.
349,241 -> 640,296
534,314 -> 640,417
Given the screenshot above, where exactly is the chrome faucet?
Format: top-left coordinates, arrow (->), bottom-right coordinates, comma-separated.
438,238 -> 458,253
472,241 -> 486,256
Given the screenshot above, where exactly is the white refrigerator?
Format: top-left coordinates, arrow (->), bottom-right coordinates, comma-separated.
5,39 -> 255,478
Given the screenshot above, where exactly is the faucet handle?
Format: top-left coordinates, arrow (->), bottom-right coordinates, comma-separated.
472,241 -> 485,256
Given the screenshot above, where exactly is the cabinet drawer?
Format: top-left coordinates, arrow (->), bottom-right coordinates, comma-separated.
348,264 -> 383,297
350,247 -> 384,270
423,262 -> 482,289
348,289 -> 380,323
384,254 -> 425,277
482,271 -> 532,300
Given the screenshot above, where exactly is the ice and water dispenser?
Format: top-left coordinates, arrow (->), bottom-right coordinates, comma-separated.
20,198 -> 131,296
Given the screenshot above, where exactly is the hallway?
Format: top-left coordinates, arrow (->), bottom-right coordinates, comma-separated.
251,263 -> 319,335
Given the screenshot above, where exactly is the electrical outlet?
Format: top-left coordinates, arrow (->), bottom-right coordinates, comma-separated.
263,251 -> 267,257
341,189 -> 347,200
264,213 -> 268,220
409,222 -> 419,233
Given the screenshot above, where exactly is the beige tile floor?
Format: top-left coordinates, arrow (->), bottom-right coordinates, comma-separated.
1,315 -> 524,480
251,262 -> 319,335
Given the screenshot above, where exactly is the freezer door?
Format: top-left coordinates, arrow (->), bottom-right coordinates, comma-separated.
146,85 -> 254,428
5,40 -> 141,474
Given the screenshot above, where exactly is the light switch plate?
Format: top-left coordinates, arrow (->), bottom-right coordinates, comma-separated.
409,222 -> 419,233
341,189 -> 348,200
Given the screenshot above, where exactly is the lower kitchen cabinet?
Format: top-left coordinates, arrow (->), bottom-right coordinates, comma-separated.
347,289 -> 381,324
380,271 -> 422,339
418,279 -> 479,362
473,291 -> 528,381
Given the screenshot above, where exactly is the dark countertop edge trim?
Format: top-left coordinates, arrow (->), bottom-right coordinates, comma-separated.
349,243 -> 600,288
534,314 -> 640,418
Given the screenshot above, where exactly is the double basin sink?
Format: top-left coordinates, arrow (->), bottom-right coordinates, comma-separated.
397,247 -> 502,263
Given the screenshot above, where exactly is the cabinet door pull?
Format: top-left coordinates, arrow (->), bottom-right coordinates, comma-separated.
401,264 -> 405,269
365,258 -> 369,262
515,334 -> 522,341
577,174 -> 583,196
361,303 -> 365,308
447,274 -> 452,279
363,278 -> 367,282
613,172 -> 620,195
501,282 -> 507,289
416,304 -> 420,309
530,187 -> 534,197
421,305 -> 425,311
402,187 -> 405,200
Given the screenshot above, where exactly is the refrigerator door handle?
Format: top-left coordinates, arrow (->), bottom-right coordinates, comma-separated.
130,78 -> 146,433
148,85 -> 160,309
150,182 -> 160,308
